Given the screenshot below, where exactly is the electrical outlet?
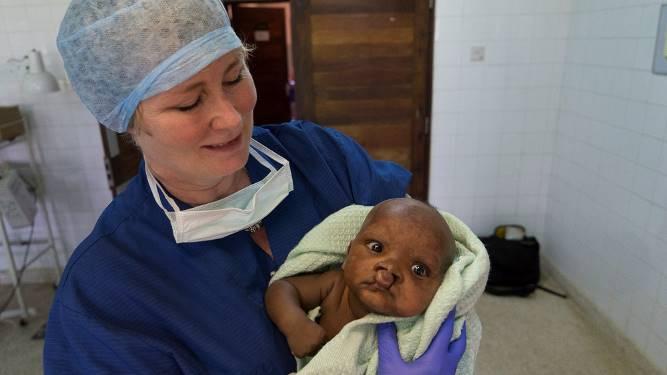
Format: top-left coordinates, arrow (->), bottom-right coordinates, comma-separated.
470,46 -> 485,62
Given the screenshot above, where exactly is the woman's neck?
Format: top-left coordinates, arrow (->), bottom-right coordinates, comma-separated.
148,165 -> 251,207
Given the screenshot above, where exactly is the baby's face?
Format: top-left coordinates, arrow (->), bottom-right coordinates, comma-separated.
343,200 -> 452,317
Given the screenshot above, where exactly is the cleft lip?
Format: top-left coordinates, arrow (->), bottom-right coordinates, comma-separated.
375,269 -> 395,289
362,279 -> 392,294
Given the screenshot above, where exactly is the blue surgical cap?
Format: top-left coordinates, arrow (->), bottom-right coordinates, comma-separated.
57,0 -> 242,133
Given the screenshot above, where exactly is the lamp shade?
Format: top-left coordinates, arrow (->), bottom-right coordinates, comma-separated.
22,50 -> 59,95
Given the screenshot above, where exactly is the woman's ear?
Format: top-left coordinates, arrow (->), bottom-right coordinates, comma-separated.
128,104 -> 149,137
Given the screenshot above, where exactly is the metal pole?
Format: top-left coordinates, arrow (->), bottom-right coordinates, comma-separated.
22,116 -> 62,283
39,196 -> 62,284
0,213 -> 29,320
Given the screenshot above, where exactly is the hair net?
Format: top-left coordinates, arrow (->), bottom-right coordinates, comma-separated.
57,0 -> 242,133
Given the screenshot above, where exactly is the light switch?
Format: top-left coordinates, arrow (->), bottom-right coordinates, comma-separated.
470,46 -> 485,62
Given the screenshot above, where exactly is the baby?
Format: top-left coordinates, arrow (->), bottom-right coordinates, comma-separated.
265,198 -> 456,358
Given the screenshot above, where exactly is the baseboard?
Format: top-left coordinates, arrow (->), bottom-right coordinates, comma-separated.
0,267 -> 58,285
541,258 -> 663,374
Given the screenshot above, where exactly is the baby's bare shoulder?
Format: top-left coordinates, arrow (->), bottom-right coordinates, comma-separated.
319,269 -> 346,304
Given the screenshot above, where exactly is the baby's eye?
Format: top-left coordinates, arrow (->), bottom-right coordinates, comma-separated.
366,241 -> 383,253
411,264 -> 428,277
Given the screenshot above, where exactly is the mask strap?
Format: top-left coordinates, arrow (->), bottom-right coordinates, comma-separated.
147,139 -> 288,214
248,146 -> 276,173
250,138 -> 290,167
145,165 -> 182,214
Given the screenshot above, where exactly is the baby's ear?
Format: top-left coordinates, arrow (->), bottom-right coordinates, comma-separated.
342,244 -> 351,269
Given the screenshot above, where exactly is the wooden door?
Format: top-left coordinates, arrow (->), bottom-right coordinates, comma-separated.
231,5 -> 292,125
292,0 -> 433,199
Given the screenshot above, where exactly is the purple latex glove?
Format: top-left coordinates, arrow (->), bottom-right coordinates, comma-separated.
377,309 -> 466,375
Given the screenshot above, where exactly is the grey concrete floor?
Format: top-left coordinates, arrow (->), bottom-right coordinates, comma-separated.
475,285 -> 661,375
0,279 -> 662,374
0,283 -> 53,375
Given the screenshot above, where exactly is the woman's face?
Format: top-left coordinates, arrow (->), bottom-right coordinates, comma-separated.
130,50 -> 257,189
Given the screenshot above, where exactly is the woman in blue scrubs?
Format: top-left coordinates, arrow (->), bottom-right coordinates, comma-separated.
44,1 -> 465,373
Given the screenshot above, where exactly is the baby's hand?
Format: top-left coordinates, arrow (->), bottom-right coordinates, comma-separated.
286,320 -> 326,358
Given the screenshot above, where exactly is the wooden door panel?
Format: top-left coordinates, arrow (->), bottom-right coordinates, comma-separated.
314,68 -> 414,87
312,56 -> 414,73
311,13 -> 414,30
329,123 -> 411,149
315,98 -> 413,124
312,28 -> 414,45
370,149 -> 411,169
313,44 -> 414,63
316,85 -> 413,100
331,125 -> 412,170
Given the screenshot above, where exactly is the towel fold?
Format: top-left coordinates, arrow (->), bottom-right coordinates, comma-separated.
270,205 -> 490,374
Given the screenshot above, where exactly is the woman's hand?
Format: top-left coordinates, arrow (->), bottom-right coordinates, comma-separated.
377,309 -> 466,375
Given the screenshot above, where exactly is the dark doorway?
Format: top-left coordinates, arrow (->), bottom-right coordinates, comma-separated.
229,2 -> 294,125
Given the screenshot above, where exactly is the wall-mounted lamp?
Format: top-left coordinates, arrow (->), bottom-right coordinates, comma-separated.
7,49 -> 60,95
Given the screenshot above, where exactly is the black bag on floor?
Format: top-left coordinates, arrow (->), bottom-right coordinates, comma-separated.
480,225 -> 540,297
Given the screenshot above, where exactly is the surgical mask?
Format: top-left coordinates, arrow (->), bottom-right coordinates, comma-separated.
145,139 -> 294,243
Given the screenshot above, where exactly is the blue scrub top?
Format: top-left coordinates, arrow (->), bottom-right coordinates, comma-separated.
44,121 -> 411,374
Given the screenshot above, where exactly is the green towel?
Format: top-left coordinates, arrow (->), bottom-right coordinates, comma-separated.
270,205 -> 490,374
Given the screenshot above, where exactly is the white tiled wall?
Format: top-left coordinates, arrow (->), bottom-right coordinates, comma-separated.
429,0 -> 571,239
0,0 -> 112,274
546,0 -> 667,371
431,0 -> 666,371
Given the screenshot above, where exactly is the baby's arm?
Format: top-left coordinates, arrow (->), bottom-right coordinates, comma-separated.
265,271 -> 338,358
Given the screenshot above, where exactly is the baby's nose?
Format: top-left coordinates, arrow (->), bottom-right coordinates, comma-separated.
375,269 -> 395,289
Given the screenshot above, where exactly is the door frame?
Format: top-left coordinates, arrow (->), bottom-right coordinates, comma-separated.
99,125 -> 142,197
415,0 -> 435,200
